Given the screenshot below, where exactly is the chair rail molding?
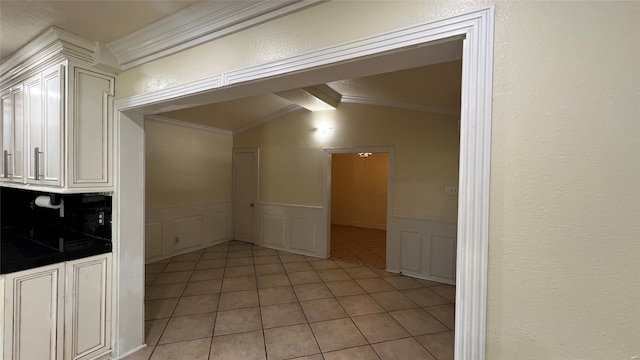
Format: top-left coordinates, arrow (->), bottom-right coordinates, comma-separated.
114,7 -> 494,360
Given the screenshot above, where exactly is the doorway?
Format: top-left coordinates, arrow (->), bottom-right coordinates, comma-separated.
329,152 -> 389,269
232,148 -> 258,243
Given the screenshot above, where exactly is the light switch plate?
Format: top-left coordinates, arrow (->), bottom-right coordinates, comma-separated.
445,185 -> 458,195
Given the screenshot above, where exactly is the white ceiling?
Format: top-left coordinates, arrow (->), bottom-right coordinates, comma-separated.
1,0 -> 462,133
0,0 -> 199,61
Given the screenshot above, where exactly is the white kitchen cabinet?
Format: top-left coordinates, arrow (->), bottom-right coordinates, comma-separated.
1,262 -> 65,360
25,64 -> 64,187
0,85 -> 25,184
64,253 -> 112,360
0,254 -> 112,360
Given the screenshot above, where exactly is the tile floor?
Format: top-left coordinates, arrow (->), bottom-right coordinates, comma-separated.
125,240 -> 455,360
329,224 -> 386,269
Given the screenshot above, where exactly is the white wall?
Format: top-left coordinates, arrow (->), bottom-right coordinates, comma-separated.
116,1 -> 640,358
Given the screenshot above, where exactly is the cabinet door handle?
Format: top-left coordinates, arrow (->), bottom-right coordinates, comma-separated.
34,147 -> 43,180
2,150 -> 8,178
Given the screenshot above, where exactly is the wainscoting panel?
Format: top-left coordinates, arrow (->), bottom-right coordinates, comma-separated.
144,221 -> 163,259
388,216 -> 457,285
256,203 -> 326,258
262,214 -> 285,247
145,202 -> 232,263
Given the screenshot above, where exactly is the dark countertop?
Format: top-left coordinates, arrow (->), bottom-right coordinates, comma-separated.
0,225 -> 111,274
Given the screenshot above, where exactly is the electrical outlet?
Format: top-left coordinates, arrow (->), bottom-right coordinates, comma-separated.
445,185 -> 458,195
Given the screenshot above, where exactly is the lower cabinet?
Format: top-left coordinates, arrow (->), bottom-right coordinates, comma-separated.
1,253 -> 112,360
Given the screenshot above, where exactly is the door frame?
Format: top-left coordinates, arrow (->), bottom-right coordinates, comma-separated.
323,146 -> 394,262
114,7 -> 493,359
232,147 -> 259,243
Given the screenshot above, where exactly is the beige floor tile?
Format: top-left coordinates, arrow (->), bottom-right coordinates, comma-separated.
153,271 -> 192,285
255,263 -> 285,275
283,262 -> 314,273
145,318 -> 169,345
424,304 -> 455,330
300,298 -> 347,322
221,276 -> 257,292
145,283 -> 186,300
370,291 -> 419,311
218,289 -> 259,311
163,261 -> 197,272
146,273 -> 159,286
416,278 -> 443,287
151,338 -> 211,360
257,273 -> 291,288
370,269 -> 397,277
337,294 -> 385,317
293,283 -> 334,301
310,260 -> 340,270
344,267 -> 379,279
372,338 -> 435,360
190,268 -> 225,281
122,345 -> 154,360
288,270 -> 322,285
334,260 -> 364,269
254,255 -> 281,265
382,276 -> 424,290
200,251 -> 227,260
227,250 -> 253,258
146,263 -> 167,274
264,324 -> 320,360
258,286 -> 298,306
214,307 -> 262,336
210,330 -> 266,360
415,331 -> 454,360
145,298 -> 179,320
183,279 -> 222,296
355,278 -> 395,293
351,313 -> 410,343
390,308 -> 448,336
402,288 -> 449,307
158,312 -> 216,344
326,279 -> 366,297
323,345 -> 381,360
261,303 -> 307,328
279,254 -> 307,263
288,355 -> 324,360
430,285 -> 456,303
317,269 -> 352,282
310,318 -> 368,352
173,294 -> 220,317
226,257 -> 254,267
224,265 -> 256,278
171,252 -> 202,262
196,259 -> 227,270
253,248 -> 278,257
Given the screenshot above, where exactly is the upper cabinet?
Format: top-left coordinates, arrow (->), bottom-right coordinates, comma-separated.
0,28 -> 117,193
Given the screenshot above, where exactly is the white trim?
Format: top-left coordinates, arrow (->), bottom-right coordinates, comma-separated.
233,104 -> 302,135
341,95 -> 460,117
115,344 -> 146,360
114,7 -> 493,359
107,1 -> 324,70
145,115 -> 232,135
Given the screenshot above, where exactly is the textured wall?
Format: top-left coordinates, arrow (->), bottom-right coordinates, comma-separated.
119,1 -> 640,358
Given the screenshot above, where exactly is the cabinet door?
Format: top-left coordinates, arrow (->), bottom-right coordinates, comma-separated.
25,73 -> 43,183
65,253 -> 112,360
68,67 -> 114,189
0,86 -> 25,183
2,263 -> 65,360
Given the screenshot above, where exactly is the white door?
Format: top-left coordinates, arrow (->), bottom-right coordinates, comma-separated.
233,150 -> 257,243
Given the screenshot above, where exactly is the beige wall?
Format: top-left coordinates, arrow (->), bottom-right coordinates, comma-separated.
120,1 -> 640,358
233,103 -> 460,223
331,153 -> 389,229
145,120 -> 232,209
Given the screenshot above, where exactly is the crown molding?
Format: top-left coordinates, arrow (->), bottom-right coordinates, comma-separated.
342,95 -> 460,117
145,115 -> 232,136
108,0 -> 324,70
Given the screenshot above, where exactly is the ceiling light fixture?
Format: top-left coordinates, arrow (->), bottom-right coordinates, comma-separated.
275,84 -> 342,112
358,152 -> 373,158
